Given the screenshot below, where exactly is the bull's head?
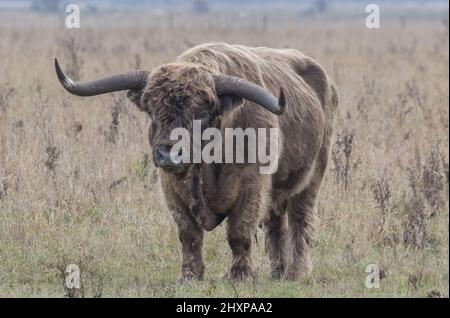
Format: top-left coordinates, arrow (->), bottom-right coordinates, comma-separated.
55,59 -> 285,176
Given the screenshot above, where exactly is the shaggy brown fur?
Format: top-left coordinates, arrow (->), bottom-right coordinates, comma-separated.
129,42 -> 339,280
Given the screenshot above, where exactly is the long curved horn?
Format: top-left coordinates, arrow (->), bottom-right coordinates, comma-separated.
55,58 -> 150,97
213,74 -> 286,115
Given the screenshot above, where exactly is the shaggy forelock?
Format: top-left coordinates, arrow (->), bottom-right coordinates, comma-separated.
141,63 -> 219,127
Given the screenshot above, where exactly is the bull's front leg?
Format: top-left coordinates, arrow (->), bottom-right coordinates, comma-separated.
171,208 -> 205,280
226,173 -> 270,280
162,174 -> 205,281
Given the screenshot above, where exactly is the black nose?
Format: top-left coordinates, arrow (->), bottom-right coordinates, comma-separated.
154,145 -> 179,168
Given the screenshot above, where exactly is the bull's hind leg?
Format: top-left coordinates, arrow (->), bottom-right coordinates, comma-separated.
264,205 -> 287,279
284,186 -> 318,280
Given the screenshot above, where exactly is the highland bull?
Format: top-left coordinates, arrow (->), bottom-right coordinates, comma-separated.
55,42 -> 339,280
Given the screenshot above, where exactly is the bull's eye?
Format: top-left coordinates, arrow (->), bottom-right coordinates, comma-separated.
198,111 -> 212,122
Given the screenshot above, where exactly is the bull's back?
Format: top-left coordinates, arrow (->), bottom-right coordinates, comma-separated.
180,43 -> 335,114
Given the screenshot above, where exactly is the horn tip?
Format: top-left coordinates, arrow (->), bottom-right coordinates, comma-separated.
54,58 -> 60,72
278,87 -> 286,115
54,58 -> 65,83
54,58 -> 76,93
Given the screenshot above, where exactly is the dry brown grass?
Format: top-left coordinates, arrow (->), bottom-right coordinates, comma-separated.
0,10 -> 448,297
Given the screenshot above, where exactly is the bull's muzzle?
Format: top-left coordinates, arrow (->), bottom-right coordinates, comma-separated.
153,145 -> 180,169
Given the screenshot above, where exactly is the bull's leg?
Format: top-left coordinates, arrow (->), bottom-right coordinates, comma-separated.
226,183 -> 268,280
227,192 -> 259,280
284,186 -> 318,280
226,213 -> 256,280
264,206 -> 287,279
172,209 -> 205,281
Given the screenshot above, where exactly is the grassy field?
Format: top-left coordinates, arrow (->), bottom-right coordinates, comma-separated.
0,9 -> 448,297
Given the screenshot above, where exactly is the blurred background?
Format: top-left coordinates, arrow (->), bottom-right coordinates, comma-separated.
0,0 -> 448,18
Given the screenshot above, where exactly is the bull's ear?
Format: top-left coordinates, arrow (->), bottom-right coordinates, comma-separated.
218,95 -> 244,114
126,89 -> 144,110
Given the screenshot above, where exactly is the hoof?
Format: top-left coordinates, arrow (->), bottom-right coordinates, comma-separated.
226,265 -> 254,281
